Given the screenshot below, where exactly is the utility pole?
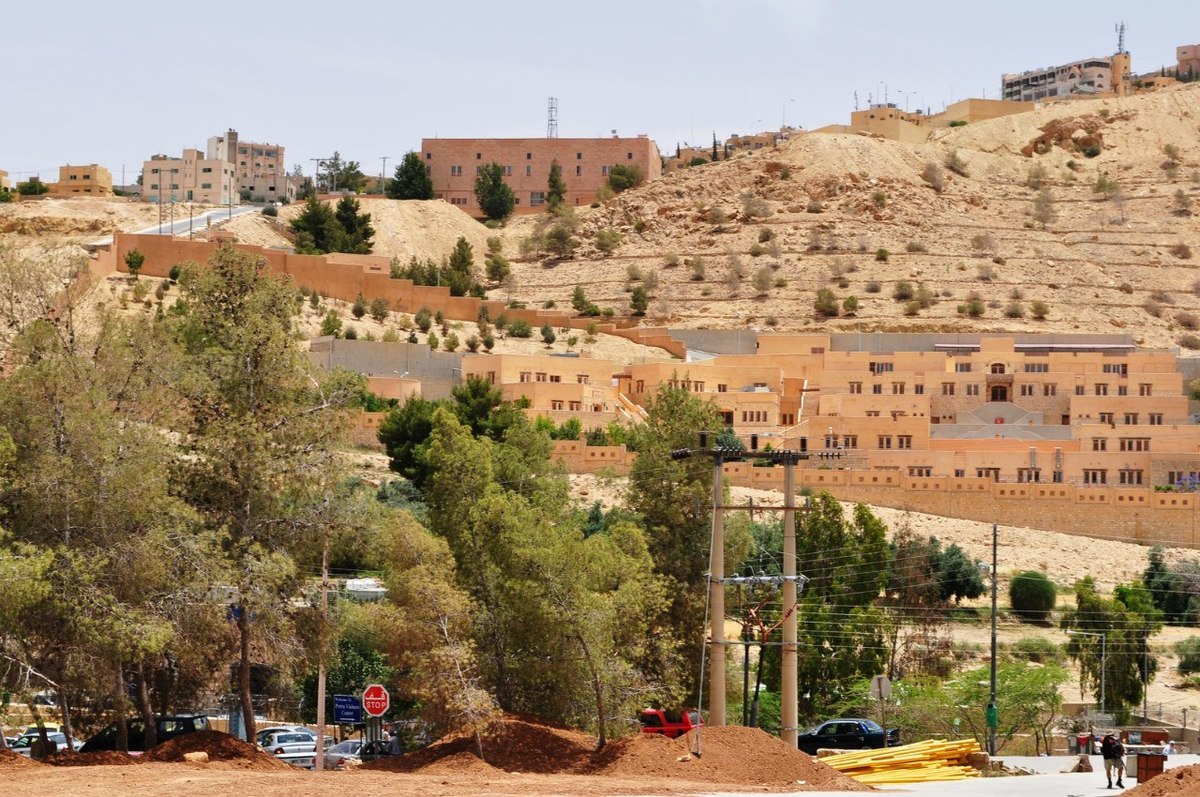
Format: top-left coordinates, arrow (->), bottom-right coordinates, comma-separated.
987,522 -> 998,756
781,456 -> 799,747
708,452 -> 726,728
380,156 -> 390,196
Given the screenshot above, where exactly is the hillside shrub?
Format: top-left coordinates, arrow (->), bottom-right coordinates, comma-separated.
1010,571 -> 1057,622
508,319 -> 533,338
1013,637 -> 1062,664
1143,299 -> 1163,318
842,296 -> 859,315
865,280 -> 882,294
893,281 -> 914,301
945,150 -> 970,177
1180,334 -> 1200,350
920,162 -> 945,192
1177,312 -> 1199,331
806,200 -> 824,213
1175,637 -> 1200,675
1172,243 -> 1193,260
1004,301 -> 1025,319
875,248 -> 890,262
813,289 -> 839,318
906,241 -> 927,253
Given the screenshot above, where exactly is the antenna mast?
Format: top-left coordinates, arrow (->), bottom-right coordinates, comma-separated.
547,97 -> 558,138
1116,21 -> 1126,54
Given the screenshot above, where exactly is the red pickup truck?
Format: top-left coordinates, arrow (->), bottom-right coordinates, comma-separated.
639,709 -> 702,739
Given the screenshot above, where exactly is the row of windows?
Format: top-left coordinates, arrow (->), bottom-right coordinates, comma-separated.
448,164 -> 610,178
847,381 -> 1158,398
876,435 -> 913,449
867,361 -> 1136,377
742,411 -> 769,423
549,400 -> 583,411
1083,469 -> 1144,485
429,151 -> 637,161
823,435 -> 859,448
517,372 -> 592,384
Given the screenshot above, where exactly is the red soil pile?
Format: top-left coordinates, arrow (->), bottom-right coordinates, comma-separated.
591,727 -> 871,790
367,713 -> 868,790
365,713 -> 596,774
141,730 -> 288,770
1128,763 -> 1200,797
46,750 -> 140,766
0,747 -> 41,770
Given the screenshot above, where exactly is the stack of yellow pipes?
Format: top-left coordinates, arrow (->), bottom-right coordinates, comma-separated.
820,739 -> 984,784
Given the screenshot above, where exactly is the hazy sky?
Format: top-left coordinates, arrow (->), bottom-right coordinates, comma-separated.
1,1 -> 1191,183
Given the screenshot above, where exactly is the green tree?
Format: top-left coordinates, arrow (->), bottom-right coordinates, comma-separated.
369,297 -> 390,323
1061,577 -> 1162,718
333,195 -> 375,254
545,224 -> 578,258
123,249 -> 145,280
320,310 -> 343,337
316,151 -> 367,194
630,285 -> 649,316
351,293 -> 367,319
474,162 -> 516,222
388,151 -> 434,200
291,195 -> 339,254
541,323 -> 556,347
1010,570 -> 1057,621
607,164 -> 643,193
445,237 -> 478,297
173,245 -> 354,739
547,159 -> 567,210
377,395 -> 442,490
17,177 -> 49,195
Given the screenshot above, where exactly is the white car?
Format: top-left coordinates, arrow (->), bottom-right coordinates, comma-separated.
260,730 -> 317,769
9,732 -> 85,757
323,739 -> 363,769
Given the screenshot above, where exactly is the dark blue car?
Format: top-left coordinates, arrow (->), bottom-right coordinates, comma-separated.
796,718 -> 900,754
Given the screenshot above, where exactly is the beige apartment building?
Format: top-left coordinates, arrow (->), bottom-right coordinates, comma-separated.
461,352 -> 624,428
142,149 -> 237,205
814,98 -> 1033,145
1179,44 -> 1200,79
421,136 -> 661,216
1001,52 -> 1131,101
0,169 -> 12,191
207,129 -> 294,202
47,164 -> 113,198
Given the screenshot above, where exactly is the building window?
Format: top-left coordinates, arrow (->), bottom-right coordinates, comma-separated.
549,375 -> 561,383
1093,437 -> 1107,451
914,383 -> 925,394
908,466 -> 932,477
1103,363 -> 1128,375
475,152 -> 481,160
977,468 -> 1001,481
942,383 -> 955,395
1100,412 -> 1114,424
503,165 -> 512,176
576,374 -> 589,384
526,166 -> 532,177
1139,383 -> 1153,396
1083,469 -> 1107,485
866,410 -> 881,417
843,435 -> 858,448
892,382 -> 905,394
1020,384 -> 1034,396
693,381 -> 705,392
486,371 -> 496,384
897,435 -> 913,449
849,382 -> 862,394
519,372 -> 531,382
1119,469 -> 1144,485
955,363 -> 972,373
1119,438 -> 1150,452
990,363 -> 1006,374
872,384 -> 883,394
717,384 -> 727,393
201,182 -> 212,189
575,165 -> 582,176
966,384 -> 980,396
627,152 -> 634,160
526,153 -> 532,160
1149,413 -> 1164,425
1118,385 -> 1127,396
1124,413 -> 1139,425
569,401 -> 581,411
476,166 -> 482,175
1095,384 -> 1108,396
551,400 -> 564,410
1075,385 -> 1085,396
877,435 -> 892,449
870,361 -> 894,374
576,152 -> 582,160
635,380 -> 644,393
425,152 -> 432,160
1017,468 -> 1041,483
450,165 -> 462,176
1169,471 -> 1200,486
531,191 -> 546,206
954,468 -> 966,478
1024,363 -> 1049,373
535,373 -> 547,382
601,165 -> 610,176
824,434 -> 839,448
150,183 -> 159,190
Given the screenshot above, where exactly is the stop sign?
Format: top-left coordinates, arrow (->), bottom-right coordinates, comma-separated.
362,683 -> 390,717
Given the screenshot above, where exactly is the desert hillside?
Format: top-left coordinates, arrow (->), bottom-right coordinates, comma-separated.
498,85 -> 1200,351
0,198 -> 195,249
219,196 -> 493,265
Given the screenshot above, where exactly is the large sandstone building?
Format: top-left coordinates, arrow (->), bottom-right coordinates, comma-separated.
421,136 -> 661,216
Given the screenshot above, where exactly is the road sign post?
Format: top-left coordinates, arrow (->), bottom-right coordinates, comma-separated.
870,675 -> 892,748
362,683 -> 390,718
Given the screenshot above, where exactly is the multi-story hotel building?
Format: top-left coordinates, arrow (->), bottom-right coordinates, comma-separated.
207,129 -> 294,202
141,149 -> 237,205
1001,52 -> 1130,101
421,136 -> 661,216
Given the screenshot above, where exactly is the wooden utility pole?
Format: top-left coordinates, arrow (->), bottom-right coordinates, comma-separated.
708,454 -> 726,727
314,492 -> 331,770
781,459 -> 798,747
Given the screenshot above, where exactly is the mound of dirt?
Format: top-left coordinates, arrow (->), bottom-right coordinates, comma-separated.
417,750 -> 502,776
591,727 -> 871,790
46,750 -> 140,767
0,747 -> 40,770
1128,763 -> 1200,797
365,713 -> 596,774
140,730 -> 287,770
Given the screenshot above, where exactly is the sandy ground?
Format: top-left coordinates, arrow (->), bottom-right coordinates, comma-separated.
217,197 -> 493,266
0,198 -> 216,250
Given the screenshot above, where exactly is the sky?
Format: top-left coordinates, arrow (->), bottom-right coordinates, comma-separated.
1,0 -> 1193,184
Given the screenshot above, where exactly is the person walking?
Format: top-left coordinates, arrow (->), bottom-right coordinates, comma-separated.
1101,733 -> 1126,789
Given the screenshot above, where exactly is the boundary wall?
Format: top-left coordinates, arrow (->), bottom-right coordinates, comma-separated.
550,441 -> 1200,548
105,234 -> 687,358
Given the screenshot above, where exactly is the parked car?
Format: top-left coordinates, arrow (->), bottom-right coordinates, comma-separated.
358,738 -> 396,763
795,718 -> 900,754
9,732 -> 85,757
261,730 -> 317,769
323,739 -> 363,769
80,714 -> 209,753
639,708 -> 702,739
255,725 -> 311,747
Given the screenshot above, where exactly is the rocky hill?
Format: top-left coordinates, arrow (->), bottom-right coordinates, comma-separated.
500,84 -> 1200,351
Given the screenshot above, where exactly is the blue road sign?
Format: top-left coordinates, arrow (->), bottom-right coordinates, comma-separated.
334,694 -> 362,724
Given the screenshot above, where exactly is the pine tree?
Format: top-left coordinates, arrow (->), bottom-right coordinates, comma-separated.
388,151 -> 434,200
334,196 -> 375,254
547,159 -> 566,210
474,162 -> 515,222
291,195 -> 338,254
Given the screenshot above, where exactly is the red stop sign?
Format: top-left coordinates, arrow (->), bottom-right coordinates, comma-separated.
362,683 -> 390,717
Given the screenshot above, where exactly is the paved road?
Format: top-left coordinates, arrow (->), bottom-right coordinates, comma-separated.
90,205 -> 261,247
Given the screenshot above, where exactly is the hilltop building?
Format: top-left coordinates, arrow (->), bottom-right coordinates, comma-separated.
141,149 -> 237,205
206,129 -> 295,202
46,164 -> 113,198
1179,44 -> 1200,79
0,169 -> 12,191
813,98 -> 1033,144
421,136 -> 661,217
1001,52 -> 1131,102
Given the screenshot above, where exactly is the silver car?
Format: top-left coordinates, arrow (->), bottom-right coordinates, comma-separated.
9,732 -> 85,757
323,739 -> 363,769
261,730 -> 318,769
